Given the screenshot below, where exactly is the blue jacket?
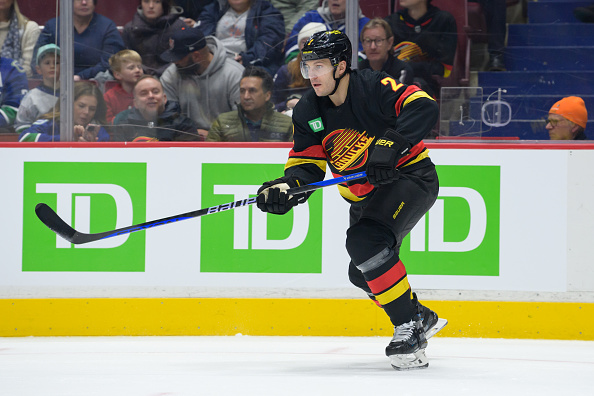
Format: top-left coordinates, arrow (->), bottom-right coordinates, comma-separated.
19,119 -> 110,142
198,0 -> 285,75
0,57 -> 28,127
284,3 -> 369,63
34,13 -> 125,80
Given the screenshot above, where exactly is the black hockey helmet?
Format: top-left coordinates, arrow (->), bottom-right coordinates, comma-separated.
301,30 -> 353,68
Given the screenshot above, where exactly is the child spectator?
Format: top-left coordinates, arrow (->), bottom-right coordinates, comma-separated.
19,81 -> 110,142
15,44 -> 60,134
122,0 -> 187,77
104,50 -> 144,124
272,22 -> 326,111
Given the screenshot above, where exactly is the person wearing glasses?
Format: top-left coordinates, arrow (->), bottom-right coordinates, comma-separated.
358,18 -> 413,85
546,96 -> 588,140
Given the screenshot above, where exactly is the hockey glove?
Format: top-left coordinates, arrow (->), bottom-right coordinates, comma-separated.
257,176 -> 300,215
367,129 -> 411,187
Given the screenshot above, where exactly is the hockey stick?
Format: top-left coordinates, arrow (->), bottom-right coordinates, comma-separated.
35,171 -> 367,245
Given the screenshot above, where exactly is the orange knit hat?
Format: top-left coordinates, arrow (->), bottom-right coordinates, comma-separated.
549,96 -> 588,128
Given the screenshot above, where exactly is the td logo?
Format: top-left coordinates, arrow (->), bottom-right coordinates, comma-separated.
22,162 -> 147,271
401,165 -> 501,276
200,163 -> 322,273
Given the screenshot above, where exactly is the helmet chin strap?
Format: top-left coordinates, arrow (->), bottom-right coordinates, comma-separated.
327,65 -> 348,96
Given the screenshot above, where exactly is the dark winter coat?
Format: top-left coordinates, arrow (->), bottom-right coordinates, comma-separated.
197,0 -> 285,75
122,6 -> 187,76
112,100 -> 203,141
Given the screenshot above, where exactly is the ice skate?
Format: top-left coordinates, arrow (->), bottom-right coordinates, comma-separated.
385,318 -> 429,371
413,292 -> 448,339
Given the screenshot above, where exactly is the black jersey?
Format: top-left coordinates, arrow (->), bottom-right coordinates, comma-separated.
385,5 -> 457,79
285,69 -> 438,205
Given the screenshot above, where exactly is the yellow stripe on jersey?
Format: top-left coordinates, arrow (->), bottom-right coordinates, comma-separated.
337,184 -> 365,202
285,157 -> 327,172
375,276 -> 410,306
403,90 -> 435,108
402,149 -> 430,168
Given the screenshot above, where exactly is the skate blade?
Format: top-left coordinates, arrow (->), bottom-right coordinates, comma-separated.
426,318 -> 448,339
389,348 -> 429,371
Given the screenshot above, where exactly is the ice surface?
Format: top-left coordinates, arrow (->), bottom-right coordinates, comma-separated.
1,336 -> 593,395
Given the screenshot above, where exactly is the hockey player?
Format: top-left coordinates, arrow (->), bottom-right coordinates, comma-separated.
256,30 -> 446,370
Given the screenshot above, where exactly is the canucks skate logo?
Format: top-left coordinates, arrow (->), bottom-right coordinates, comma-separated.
323,129 -> 374,171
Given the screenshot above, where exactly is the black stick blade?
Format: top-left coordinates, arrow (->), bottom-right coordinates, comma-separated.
35,203 -> 77,243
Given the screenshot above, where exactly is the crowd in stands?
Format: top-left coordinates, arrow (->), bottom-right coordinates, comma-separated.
0,0 -> 589,142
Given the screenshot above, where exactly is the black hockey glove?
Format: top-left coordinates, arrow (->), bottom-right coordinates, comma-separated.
367,129 -> 411,187
257,176 -> 301,215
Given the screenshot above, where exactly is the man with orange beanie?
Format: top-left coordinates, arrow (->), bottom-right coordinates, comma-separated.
546,96 -> 589,140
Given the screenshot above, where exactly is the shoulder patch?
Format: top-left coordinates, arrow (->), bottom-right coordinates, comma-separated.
308,117 -> 324,132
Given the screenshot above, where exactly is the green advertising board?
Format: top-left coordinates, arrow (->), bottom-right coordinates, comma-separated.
22,162 -> 147,272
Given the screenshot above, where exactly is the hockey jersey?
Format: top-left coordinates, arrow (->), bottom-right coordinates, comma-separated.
15,84 -> 59,133
0,57 -> 28,127
285,69 -> 438,205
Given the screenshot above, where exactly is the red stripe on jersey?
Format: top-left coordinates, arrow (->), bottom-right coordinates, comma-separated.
347,181 -> 374,197
289,144 -> 326,159
397,141 -> 426,167
367,260 -> 407,294
394,85 -> 422,116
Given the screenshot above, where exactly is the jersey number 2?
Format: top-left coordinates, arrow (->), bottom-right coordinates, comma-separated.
381,77 -> 402,92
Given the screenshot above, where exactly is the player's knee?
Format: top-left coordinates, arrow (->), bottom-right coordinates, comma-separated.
346,218 -> 395,265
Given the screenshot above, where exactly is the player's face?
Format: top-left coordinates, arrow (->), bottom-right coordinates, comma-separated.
73,95 -> 98,126
134,78 -> 167,120
239,77 -> 271,113
301,59 -> 337,96
141,0 -> 164,21
546,114 -> 577,140
73,0 -> 95,18
362,27 -> 393,63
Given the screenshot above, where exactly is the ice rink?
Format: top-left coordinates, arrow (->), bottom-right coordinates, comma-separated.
1,336 -> 593,395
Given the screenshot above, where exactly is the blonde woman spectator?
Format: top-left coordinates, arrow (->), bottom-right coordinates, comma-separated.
0,0 -> 40,77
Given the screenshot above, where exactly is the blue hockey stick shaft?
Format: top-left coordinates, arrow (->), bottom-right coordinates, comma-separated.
35,171 -> 367,245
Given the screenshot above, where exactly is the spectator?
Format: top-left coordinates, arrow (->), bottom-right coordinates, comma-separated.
15,44 -> 60,134
272,22 -> 326,111
122,0 -> 187,77
33,0 -> 125,81
385,0 -> 457,98
104,50 -> 144,124
209,66 -> 292,142
358,18 -> 413,85
0,0 -> 40,77
19,81 -> 109,142
160,26 -> 244,137
177,0 -> 216,22
284,0 -> 370,63
197,0 -> 285,75
0,53 -> 27,131
470,0 -> 507,71
574,4 -> 594,23
269,0 -> 319,35
112,75 -> 204,141
546,96 -> 588,140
